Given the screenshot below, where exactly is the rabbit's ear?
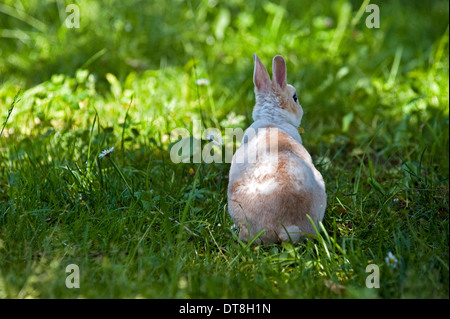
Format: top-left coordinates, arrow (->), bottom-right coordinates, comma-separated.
253,54 -> 271,92
272,55 -> 287,89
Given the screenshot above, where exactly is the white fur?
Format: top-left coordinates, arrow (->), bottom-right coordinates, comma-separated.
244,119 -> 302,145
253,90 -> 302,127
251,89 -> 303,144
245,178 -> 279,195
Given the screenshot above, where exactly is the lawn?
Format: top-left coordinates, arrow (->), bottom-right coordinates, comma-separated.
0,0 -> 448,299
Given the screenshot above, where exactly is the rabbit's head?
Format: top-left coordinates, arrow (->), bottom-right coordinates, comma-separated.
252,54 -> 303,128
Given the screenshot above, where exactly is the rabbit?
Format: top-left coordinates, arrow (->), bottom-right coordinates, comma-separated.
227,54 -> 326,244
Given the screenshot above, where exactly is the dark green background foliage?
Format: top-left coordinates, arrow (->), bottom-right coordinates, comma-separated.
0,0 -> 448,298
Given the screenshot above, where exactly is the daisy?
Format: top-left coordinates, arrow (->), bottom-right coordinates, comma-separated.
99,146 -> 115,158
230,224 -> 239,233
195,78 -> 210,86
205,132 -> 223,147
385,251 -> 399,268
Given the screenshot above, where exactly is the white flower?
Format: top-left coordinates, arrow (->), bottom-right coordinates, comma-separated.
230,224 -> 239,233
99,146 -> 115,158
195,78 -> 210,86
205,131 -> 223,146
385,251 -> 399,268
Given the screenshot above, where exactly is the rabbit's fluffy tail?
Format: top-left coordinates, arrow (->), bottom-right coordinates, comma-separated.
278,225 -> 302,243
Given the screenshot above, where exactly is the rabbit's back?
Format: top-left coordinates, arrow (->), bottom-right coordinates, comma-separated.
228,126 -> 326,243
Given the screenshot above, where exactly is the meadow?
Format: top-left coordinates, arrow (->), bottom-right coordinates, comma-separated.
0,0 -> 448,298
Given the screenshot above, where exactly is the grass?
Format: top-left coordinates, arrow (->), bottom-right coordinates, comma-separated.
0,0 -> 448,298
